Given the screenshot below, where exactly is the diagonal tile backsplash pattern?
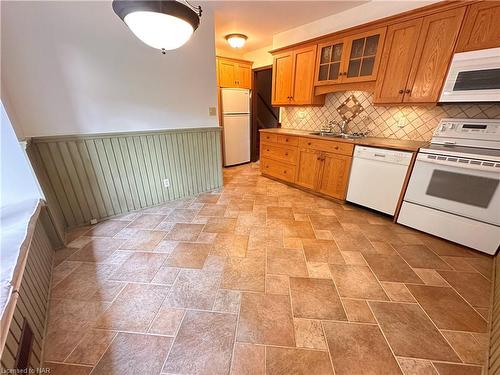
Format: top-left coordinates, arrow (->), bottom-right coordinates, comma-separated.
281,91 -> 500,141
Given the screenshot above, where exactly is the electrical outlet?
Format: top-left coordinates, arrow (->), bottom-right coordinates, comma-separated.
163,178 -> 170,188
209,107 -> 217,116
398,117 -> 407,128
297,111 -> 306,119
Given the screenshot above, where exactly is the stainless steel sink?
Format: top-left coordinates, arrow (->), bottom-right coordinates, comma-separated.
309,132 -> 363,139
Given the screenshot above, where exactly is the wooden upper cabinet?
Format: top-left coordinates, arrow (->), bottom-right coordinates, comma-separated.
374,7 -> 465,104
216,57 -> 253,88
291,45 -> 319,104
316,39 -> 346,85
315,27 -> 386,86
343,28 -> 386,83
218,58 -> 236,87
272,51 -> 294,105
456,1 -> 500,52
237,63 -> 252,89
405,7 -> 466,103
272,46 -> 324,106
374,19 -> 423,104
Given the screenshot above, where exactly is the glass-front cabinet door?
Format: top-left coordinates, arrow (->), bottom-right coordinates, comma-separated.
343,27 -> 386,83
315,40 -> 345,85
315,27 -> 386,85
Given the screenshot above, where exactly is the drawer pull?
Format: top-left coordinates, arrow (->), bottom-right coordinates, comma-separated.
308,142 -> 312,146
266,149 -> 270,152
283,170 -> 287,174
334,146 -> 339,150
285,139 -> 289,142
285,152 -> 288,156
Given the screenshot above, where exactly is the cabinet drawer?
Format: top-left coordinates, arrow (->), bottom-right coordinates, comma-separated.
299,138 -> 354,156
261,158 -> 296,183
261,143 -> 298,164
261,133 -> 277,143
277,134 -> 299,146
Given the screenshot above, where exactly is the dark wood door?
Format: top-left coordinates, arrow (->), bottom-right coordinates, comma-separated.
251,67 -> 279,162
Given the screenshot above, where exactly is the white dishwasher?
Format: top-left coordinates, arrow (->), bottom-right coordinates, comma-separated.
347,146 -> 413,215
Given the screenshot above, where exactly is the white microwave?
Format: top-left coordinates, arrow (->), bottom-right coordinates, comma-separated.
440,47 -> 500,102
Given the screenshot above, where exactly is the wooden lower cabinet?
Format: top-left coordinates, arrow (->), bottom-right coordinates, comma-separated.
295,149 -> 323,190
261,143 -> 298,165
261,157 -> 296,183
260,133 -> 353,200
317,152 -> 352,200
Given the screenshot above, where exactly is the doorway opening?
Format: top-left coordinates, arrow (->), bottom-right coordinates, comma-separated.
251,66 -> 280,162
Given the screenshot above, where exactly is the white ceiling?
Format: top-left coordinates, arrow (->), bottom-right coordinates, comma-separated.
204,1 -> 367,54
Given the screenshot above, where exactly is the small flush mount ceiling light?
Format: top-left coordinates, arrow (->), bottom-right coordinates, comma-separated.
225,34 -> 248,49
112,0 -> 202,54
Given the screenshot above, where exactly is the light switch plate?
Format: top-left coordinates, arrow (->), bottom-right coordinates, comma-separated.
209,107 -> 217,116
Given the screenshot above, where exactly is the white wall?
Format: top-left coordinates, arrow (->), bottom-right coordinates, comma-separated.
244,45 -> 273,69
1,1 -> 218,138
272,1 -> 438,49
0,101 -> 42,207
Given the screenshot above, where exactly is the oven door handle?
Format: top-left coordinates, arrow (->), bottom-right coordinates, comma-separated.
416,155 -> 499,173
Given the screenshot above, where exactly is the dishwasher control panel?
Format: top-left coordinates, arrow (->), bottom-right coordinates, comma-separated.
354,146 -> 412,165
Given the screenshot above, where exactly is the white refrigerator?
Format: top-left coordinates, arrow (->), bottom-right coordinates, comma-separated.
221,88 -> 250,166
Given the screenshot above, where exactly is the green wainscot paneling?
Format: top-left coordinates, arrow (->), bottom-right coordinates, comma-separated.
26,127 -> 223,231
1,206 -> 54,371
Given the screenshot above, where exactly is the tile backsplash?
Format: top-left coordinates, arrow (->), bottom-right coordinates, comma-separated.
280,91 -> 500,141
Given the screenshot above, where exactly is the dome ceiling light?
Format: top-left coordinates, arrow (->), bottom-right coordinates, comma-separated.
225,34 -> 248,49
112,0 -> 202,54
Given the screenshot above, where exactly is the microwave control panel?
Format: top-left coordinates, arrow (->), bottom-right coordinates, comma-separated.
435,118 -> 500,139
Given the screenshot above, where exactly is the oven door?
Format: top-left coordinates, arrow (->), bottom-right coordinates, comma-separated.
404,153 -> 500,225
440,47 -> 500,102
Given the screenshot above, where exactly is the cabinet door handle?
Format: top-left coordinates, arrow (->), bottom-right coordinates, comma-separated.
285,139 -> 289,142
398,89 -> 404,94
285,152 -> 288,156
283,170 -> 287,174
266,149 -> 270,152
317,157 -> 321,160
334,146 -> 339,150
405,89 -> 411,94
308,142 -> 312,146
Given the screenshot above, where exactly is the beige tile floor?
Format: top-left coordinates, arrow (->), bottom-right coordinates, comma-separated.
44,163 -> 493,375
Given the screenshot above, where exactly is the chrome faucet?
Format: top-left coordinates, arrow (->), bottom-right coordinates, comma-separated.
339,120 -> 348,135
320,120 -> 336,134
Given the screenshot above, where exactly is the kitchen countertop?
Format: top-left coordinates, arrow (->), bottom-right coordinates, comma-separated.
260,128 -> 429,152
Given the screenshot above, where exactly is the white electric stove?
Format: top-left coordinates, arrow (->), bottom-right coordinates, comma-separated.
398,118 -> 500,255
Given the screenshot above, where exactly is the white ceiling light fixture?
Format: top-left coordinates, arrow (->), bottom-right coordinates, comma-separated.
112,0 -> 202,54
225,33 -> 248,49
